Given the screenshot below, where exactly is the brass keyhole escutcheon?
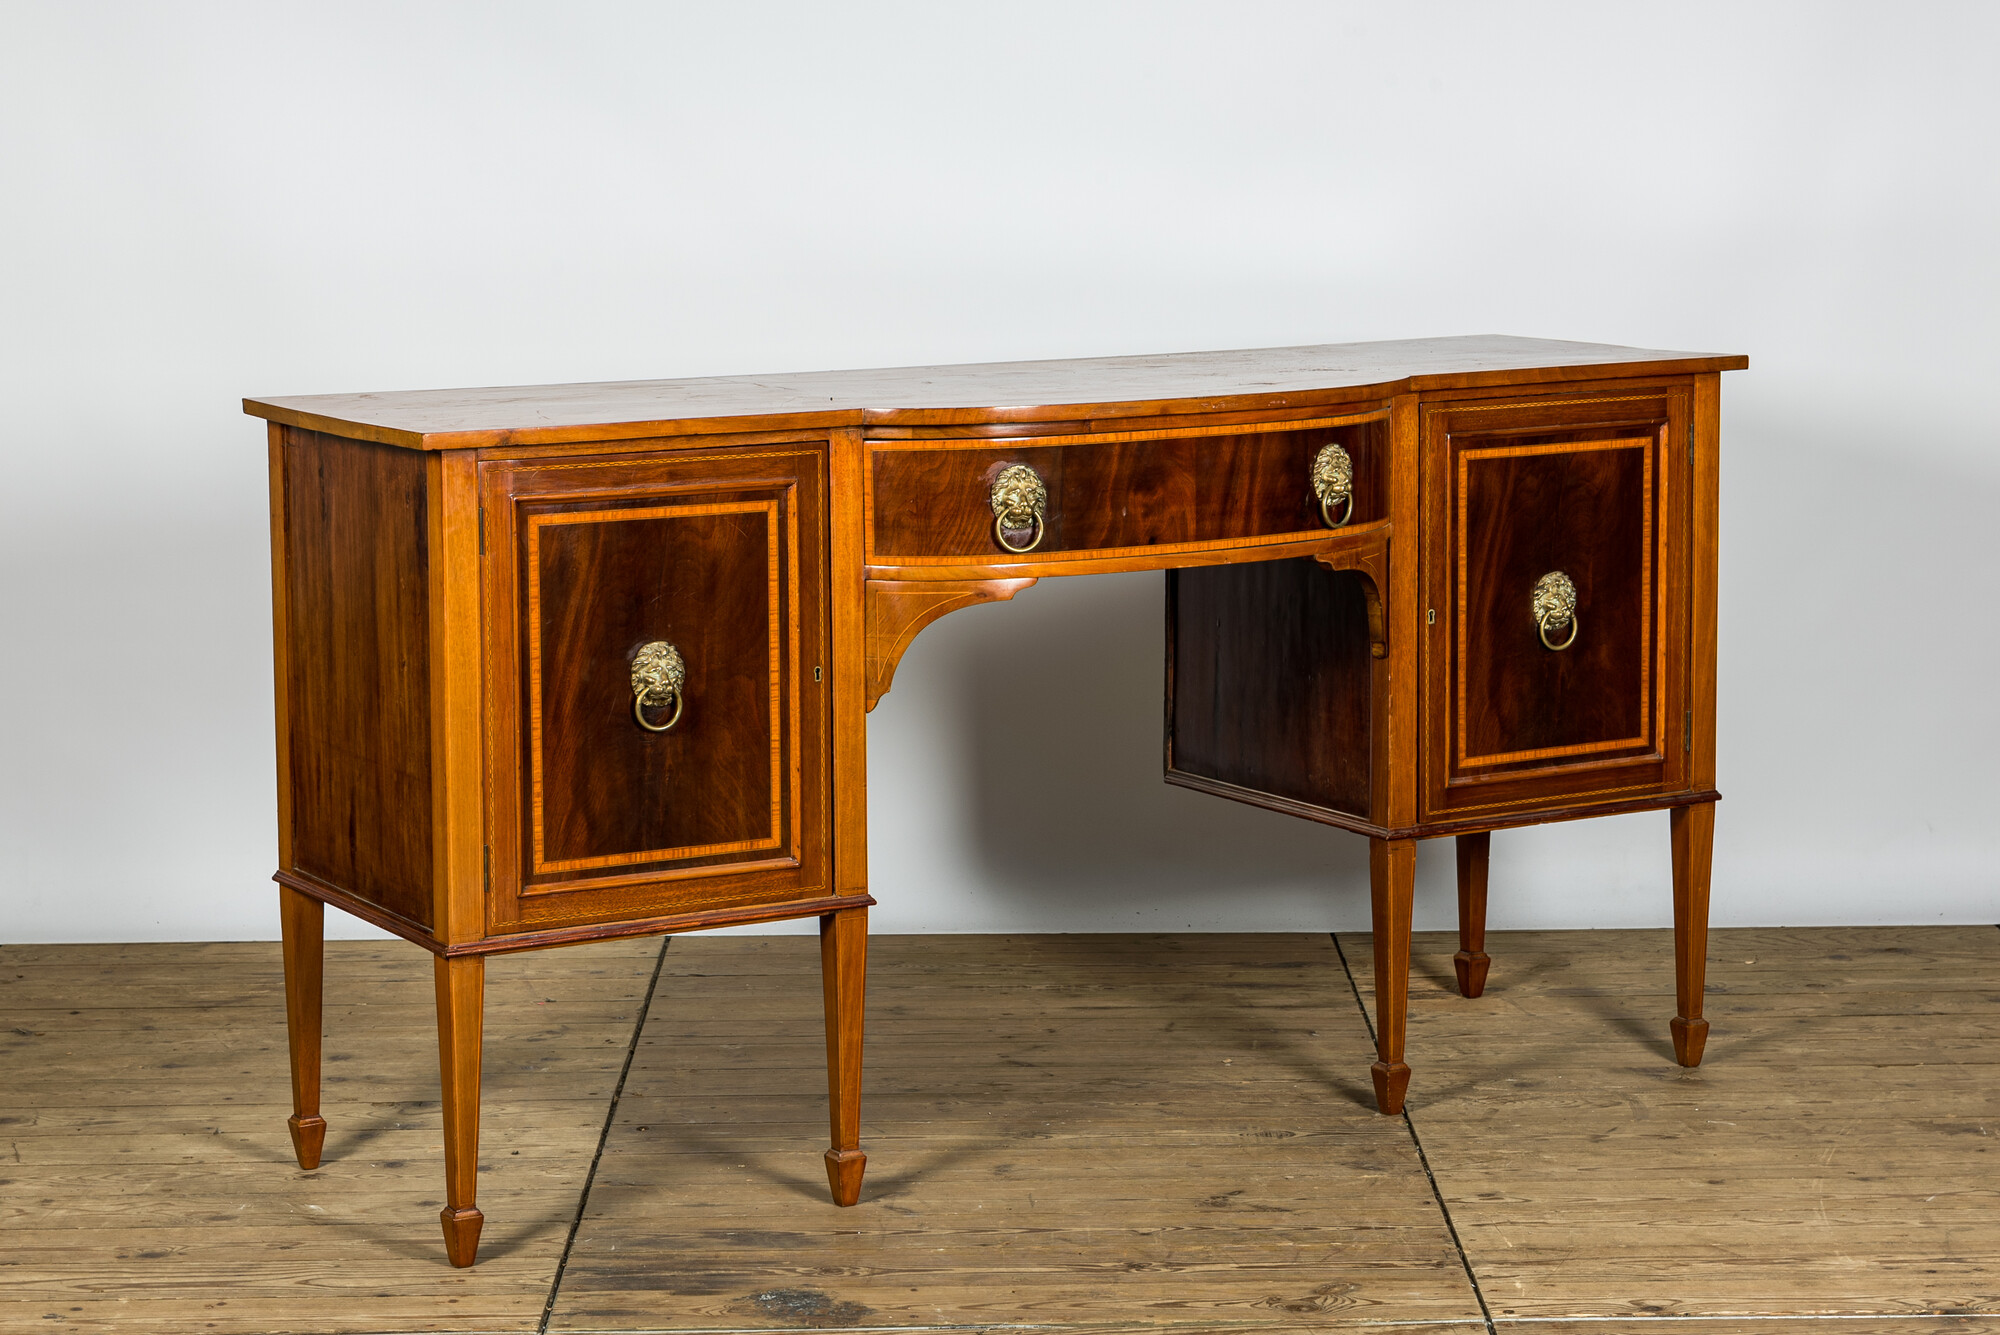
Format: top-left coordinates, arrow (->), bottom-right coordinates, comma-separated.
990,464 -> 1047,554
631,640 -> 686,731
1532,572 -> 1579,651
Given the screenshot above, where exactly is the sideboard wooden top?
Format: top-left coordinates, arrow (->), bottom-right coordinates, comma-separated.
245,335 -> 1748,450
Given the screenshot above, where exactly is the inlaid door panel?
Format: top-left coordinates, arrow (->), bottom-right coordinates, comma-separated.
1422,387 -> 1691,822
532,500 -> 780,871
481,443 -> 829,936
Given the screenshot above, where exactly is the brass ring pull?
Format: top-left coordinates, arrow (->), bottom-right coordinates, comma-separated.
1532,572 -> 1579,652
1311,443 -> 1354,529
990,463 -> 1048,554
631,641 -> 686,732
994,511 -> 1044,554
1539,609 -> 1580,652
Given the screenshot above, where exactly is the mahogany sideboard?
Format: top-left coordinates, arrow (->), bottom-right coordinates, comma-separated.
247,335 -> 1744,1266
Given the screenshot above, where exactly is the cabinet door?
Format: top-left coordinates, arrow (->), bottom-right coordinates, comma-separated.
480,443 -> 829,937
1420,386 -> 1691,823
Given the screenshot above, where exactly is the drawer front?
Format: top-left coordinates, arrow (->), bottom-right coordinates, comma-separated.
867,414 -> 1387,566
481,444 -> 829,936
1421,387 -> 1691,821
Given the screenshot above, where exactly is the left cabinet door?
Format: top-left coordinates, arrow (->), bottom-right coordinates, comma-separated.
481,443 -> 830,938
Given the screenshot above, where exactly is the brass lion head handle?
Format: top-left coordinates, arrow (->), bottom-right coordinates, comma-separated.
1311,443 -> 1354,528
1532,572 -> 1579,651
631,640 -> 686,732
990,463 -> 1048,554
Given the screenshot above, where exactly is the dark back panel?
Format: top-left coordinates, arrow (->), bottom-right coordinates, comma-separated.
1167,558 -> 1374,818
869,419 -> 1387,561
282,429 -> 434,929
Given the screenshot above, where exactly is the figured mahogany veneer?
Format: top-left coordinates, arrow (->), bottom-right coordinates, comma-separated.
249,335 -> 1742,1265
478,445 -> 831,936
868,415 -> 1388,564
279,430 -> 435,931
1420,387 -> 1691,822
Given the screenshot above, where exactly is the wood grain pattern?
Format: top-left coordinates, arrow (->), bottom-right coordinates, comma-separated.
426,449 -> 486,946
1419,384 -> 1693,823
1455,435 -> 1654,767
434,952 -> 485,1266
1453,832 -> 1491,999
818,906 -> 868,1206
478,445 -> 831,939
863,577 -> 1037,711
551,934 -> 1481,1330
1368,839 -> 1417,1115
1167,558 -> 1377,819
1341,924 -> 2000,1324
1511,1322 -> 2000,1335
275,868 -> 872,958
863,517 -> 1392,583
1690,373 -> 1722,790
253,343 -> 1743,1285
277,428 -> 435,932
243,335 -> 1746,449
527,499 -> 784,873
278,885 -> 325,1169
8,928 -> 1991,1330
1671,801 -> 1716,1066
266,427 -> 295,874
867,417 -> 1387,562
828,428 -> 871,906
0,937 -> 663,1332
1377,392 -> 1424,832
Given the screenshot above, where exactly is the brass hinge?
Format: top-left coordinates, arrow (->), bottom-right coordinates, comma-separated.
1683,711 -> 1692,752
478,507 -> 485,555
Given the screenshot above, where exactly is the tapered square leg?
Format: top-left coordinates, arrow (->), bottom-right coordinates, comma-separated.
1367,838 -> 1417,1115
279,886 -> 327,1170
1452,831 -> 1491,999
434,953 -> 485,1266
819,906 -> 868,1205
1670,802 -> 1716,1067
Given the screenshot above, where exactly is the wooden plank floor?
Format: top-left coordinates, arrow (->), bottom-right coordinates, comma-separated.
2,927 -> 1996,1334
1346,924 -> 2000,1332
552,934 -> 1479,1331
0,936 -> 663,1334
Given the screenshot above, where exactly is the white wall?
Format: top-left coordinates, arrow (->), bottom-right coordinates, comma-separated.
3,1 -> 1994,942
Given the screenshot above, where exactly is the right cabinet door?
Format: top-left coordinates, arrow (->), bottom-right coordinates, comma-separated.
1421,383 -> 1692,824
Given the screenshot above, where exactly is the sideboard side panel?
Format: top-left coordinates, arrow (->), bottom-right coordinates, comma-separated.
280,427 -> 436,932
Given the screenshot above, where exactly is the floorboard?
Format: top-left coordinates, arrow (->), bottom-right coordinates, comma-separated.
549,933 -> 1480,1331
3,925 -> 1995,1333
0,936 -> 663,1335
1343,924 -> 2000,1326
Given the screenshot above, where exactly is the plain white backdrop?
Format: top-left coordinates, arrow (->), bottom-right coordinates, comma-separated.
2,2 -> 1995,942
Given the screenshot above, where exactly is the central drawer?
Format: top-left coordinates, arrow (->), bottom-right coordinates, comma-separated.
867,414 -> 1387,566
